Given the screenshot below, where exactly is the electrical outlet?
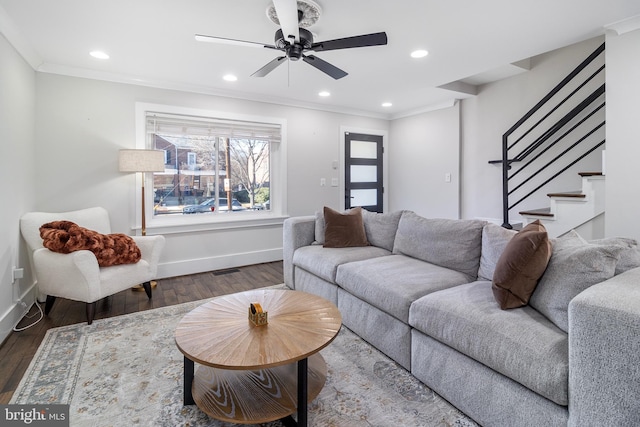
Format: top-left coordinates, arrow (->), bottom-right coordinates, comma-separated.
331,178 -> 339,187
12,267 -> 24,282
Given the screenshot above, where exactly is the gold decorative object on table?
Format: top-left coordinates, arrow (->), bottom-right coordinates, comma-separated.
249,302 -> 268,326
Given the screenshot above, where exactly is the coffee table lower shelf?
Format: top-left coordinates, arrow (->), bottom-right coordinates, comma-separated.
192,352 -> 327,424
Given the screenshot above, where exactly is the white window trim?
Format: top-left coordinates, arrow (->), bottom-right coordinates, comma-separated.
134,102 -> 288,235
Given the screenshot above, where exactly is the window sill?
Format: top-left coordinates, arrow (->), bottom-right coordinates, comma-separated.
138,212 -> 290,236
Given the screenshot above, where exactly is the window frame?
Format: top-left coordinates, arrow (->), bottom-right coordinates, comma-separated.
134,102 -> 288,235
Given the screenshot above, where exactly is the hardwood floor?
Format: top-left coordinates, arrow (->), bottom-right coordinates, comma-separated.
0,261 -> 283,404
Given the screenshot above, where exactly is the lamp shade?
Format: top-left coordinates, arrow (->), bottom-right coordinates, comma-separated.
119,149 -> 165,173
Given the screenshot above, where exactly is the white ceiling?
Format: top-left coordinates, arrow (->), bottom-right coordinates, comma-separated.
1,0 -> 639,118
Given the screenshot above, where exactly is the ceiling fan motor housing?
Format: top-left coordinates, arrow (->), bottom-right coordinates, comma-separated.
275,28 -> 313,60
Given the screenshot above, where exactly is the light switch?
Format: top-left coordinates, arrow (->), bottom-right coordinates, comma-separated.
445,173 -> 451,183
320,178 -> 326,186
331,178 -> 339,187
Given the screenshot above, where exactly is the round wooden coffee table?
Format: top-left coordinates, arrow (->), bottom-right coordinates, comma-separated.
175,288 -> 342,426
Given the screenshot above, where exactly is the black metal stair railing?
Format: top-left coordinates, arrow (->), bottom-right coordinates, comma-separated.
491,42 -> 606,228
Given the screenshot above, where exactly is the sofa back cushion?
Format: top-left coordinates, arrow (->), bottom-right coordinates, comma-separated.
315,208 -> 403,251
589,236 -> 640,275
529,230 -> 622,332
392,211 -> 485,278
361,209 -> 404,251
478,223 -> 518,281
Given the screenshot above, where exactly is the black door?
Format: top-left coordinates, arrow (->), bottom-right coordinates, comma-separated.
344,132 -> 384,212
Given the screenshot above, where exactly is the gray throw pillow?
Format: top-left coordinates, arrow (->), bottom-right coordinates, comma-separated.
361,209 -> 403,251
314,210 -> 325,244
392,211 -> 486,278
529,232 -> 623,332
478,223 -> 518,281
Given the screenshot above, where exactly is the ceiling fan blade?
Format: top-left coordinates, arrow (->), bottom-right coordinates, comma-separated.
272,0 -> 300,42
311,32 -> 388,52
195,34 -> 277,50
302,55 -> 348,80
252,56 -> 287,77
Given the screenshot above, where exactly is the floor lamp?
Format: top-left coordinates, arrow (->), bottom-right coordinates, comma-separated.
119,149 -> 165,290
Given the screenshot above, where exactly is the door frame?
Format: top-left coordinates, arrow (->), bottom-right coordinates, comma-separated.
339,126 -> 389,212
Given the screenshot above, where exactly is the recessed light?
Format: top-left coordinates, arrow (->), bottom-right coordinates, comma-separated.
319,91 -> 330,97
410,49 -> 429,59
90,51 -> 109,60
223,74 -> 238,82
382,102 -> 393,107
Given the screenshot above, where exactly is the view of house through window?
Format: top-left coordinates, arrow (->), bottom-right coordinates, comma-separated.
145,112 -> 278,217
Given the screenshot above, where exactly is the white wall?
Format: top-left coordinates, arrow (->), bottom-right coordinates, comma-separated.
460,37 -> 605,224
388,103 -> 460,218
0,33 -> 36,341
34,73 -> 388,278
605,27 -> 640,240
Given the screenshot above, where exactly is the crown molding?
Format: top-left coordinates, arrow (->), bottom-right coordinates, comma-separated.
605,14 -> 640,36
36,62 -> 392,121
389,99 -> 458,120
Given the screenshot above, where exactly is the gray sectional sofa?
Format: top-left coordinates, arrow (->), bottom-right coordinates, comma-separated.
283,209 -> 640,426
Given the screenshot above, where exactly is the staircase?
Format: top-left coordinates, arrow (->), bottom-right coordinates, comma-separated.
519,172 -> 604,237
493,42 -> 606,236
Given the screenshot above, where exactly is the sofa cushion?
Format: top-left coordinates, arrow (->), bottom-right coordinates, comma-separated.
292,244 -> 390,283
361,209 -> 403,251
478,223 -> 517,281
409,281 -> 569,406
323,206 -> 369,248
336,254 -> 472,323
392,211 -> 485,279
529,232 -> 623,332
492,220 -> 551,309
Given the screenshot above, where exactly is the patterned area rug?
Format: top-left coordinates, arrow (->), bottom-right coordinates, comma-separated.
11,293 -> 478,426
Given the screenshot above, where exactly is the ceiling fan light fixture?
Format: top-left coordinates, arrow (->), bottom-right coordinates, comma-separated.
267,0 -> 322,28
411,49 -> 429,59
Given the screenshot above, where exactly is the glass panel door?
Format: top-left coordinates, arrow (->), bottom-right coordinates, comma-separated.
344,132 -> 383,212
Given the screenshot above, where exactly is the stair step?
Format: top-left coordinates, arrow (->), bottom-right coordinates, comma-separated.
578,172 -> 603,177
519,207 -> 553,217
546,190 -> 585,198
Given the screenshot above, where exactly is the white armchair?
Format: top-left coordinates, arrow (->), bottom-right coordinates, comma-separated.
20,207 -> 165,324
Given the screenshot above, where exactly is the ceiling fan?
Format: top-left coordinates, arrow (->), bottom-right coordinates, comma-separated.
195,0 -> 388,80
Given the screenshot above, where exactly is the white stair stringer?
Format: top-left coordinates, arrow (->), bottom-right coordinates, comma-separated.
521,175 -> 605,238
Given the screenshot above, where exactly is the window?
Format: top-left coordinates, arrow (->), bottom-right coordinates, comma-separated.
136,103 -> 285,230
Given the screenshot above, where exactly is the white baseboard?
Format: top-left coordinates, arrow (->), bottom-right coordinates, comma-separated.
156,248 -> 283,279
0,281 -> 37,345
